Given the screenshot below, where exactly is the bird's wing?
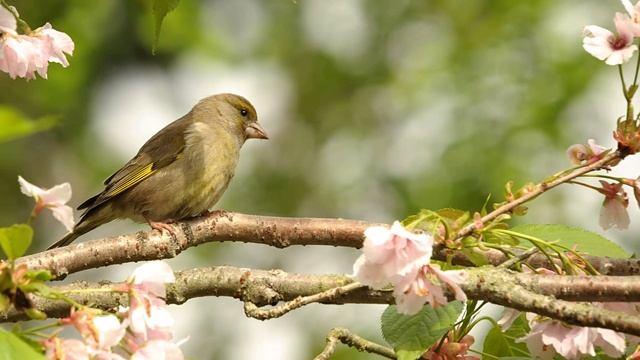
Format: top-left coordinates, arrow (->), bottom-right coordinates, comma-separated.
78,114 -> 192,211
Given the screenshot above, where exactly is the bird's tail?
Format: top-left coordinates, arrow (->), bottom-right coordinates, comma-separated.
47,231 -> 82,249
46,206 -> 112,250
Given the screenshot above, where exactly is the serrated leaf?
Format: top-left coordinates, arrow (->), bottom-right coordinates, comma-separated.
0,106 -> 57,143
511,224 -> 628,258
0,328 -> 45,360
483,314 -> 530,358
151,0 -> 180,53
381,301 -> 464,360
0,224 -> 33,260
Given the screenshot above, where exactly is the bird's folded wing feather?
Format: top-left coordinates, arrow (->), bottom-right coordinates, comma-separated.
78,114 -> 192,211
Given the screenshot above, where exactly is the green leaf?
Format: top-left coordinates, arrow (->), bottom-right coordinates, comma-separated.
0,106 -> 57,143
460,248 -> 489,266
151,0 -> 181,53
0,224 -> 33,260
511,224 -> 628,258
20,282 -> 53,298
24,308 -> 46,320
11,332 -> 44,355
484,230 -> 519,246
381,301 -> 464,360
25,269 -> 53,282
0,295 -> 9,312
482,314 -> 530,358
0,328 -> 45,360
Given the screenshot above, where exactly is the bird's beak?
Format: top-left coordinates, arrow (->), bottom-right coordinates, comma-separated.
245,122 -> 269,140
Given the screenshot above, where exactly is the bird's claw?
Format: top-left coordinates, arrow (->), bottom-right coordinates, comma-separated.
205,209 -> 227,218
147,219 -> 178,238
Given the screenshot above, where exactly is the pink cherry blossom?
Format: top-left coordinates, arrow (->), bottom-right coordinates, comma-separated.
353,221 -> 432,288
393,265 -> 467,314
583,13 -> 638,65
0,6 -> 73,79
124,260 -> 185,355
622,0 -> 640,35
393,267 -> 442,314
519,316 -> 626,359
61,309 -> 126,355
598,180 -> 630,230
587,139 -> 607,156
18,176 -> 75,232
0,6 -> 17,34
92,315 -> 127,350
131,340 -> 184,360
567,139 -> 608,165
353,222 -> 466,314
129,260 -> 176,298
497,308 -> 520,330
34,23 -> 74,67
128,302 -> 175,343
44,338 -> 90,360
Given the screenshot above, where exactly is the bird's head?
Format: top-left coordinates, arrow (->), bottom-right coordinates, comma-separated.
195,93 -> 268,142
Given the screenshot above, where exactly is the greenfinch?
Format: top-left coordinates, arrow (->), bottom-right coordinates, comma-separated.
47,93 -> 268,249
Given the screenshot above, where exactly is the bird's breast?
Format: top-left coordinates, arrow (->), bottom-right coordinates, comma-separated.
179,122 -> 242,216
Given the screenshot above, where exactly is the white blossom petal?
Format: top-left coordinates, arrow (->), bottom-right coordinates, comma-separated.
0,6 -> 16,34
51,204 -> 75,232
130,261 -> 175,297
131,340 -> 184,360
18,175 -> 44,199
600,197 -> 630,230
40,182 -> 72,205
93,315 -> 126,350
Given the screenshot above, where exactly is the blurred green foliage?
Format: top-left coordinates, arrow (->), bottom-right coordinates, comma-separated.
0,0 -> 623,358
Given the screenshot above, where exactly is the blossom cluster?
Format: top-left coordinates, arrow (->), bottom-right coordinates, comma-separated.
0,5 -> 73,79
353,221 -> 466,315
43,261 -> 186,360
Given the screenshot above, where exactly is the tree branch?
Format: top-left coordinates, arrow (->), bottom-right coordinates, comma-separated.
6,266 -> 640,336
17,212 -> 640,279
18,212 -> 379,279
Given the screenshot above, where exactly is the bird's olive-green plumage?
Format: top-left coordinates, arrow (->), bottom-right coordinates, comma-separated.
48,93 -> 268,249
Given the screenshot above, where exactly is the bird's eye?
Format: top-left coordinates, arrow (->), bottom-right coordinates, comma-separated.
240,109 -> 248,117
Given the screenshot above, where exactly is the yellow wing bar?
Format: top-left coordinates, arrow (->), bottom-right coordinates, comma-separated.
103,163 -> 155,198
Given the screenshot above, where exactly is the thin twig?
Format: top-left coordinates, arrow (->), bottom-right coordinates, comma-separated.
313,327 -> 396,360
244,282 -> 366,320
455,151 -> 620,240
498,248 -> 539,269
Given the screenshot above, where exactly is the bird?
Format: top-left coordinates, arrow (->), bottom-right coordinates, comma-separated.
47,93 -> 268,249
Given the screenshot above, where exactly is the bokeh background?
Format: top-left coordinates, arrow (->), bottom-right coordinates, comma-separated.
2,0 -> 640,358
